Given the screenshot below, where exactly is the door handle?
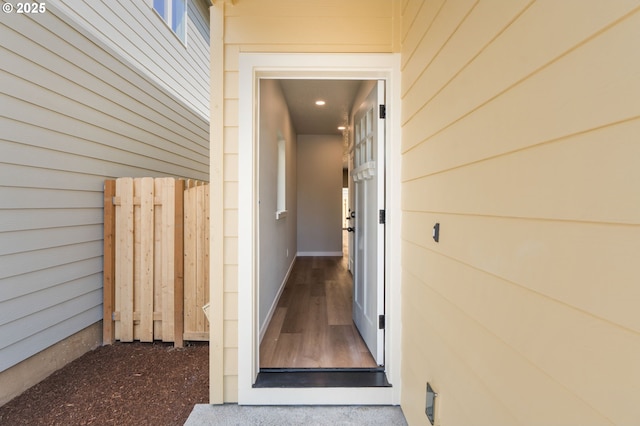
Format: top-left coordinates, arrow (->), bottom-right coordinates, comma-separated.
347,227 -> 355,233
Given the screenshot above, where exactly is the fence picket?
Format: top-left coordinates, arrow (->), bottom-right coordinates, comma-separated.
139,178 -> 155,341
153,178 -> 164,340
196,184 -> 209,334
116,178 -> 135,342
174,179 -> 185,348
105,177 -> 208,346
103,180 -> 116,345
183,183 -> 210,340
160,178 -> 175,342
184,184 -> 196,337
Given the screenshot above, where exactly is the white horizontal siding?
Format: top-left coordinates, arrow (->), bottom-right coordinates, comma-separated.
0,0 -> 209,372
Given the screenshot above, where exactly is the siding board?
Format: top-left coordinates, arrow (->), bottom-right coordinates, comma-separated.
54,0 -> 210,117
402,212 -> 640,332
226,0 -> 391,17
401,0 -> 532,122
0,162 -> 108,191
0,187 -> 102,210
0,225 -> 103,256
0,209 -> 102,233
401,0 -> 475,94
0,65 -> 207,163
1,125 -> 207,180
217,0 -> 396,402
0,274 -> 102,327
400,0 -> 425,42
0,305 -> 102,372
0,241 -> 103,280
1,13 -> 208,140
0,291 -> 103,350
403,269 -> 616,426
402,122 -> 640,224
402,1 -> 640,152
401,1 -> 640,424
225,16 -> 392,47
0,258 -> 103,302
0,1 -> 209,373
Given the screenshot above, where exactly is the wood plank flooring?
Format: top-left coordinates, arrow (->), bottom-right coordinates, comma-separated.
260,251 -> 377,369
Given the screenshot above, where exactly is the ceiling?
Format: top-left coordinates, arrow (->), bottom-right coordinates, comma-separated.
278,79 -> 364,135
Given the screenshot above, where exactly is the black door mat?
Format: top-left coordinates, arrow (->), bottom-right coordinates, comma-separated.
254,369 -> 391,388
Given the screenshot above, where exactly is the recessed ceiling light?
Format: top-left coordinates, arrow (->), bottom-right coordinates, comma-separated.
315,100 -> 326,106
337,126 -> 346,131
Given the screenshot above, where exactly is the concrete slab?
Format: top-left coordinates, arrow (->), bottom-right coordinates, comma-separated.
184,404 -> 408,425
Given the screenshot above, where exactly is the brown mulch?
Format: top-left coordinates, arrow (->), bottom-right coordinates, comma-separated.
0,341 -> 209,426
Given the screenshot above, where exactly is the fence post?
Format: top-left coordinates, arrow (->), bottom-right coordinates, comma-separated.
103,180 -> 116,344
174,179 -> 185,347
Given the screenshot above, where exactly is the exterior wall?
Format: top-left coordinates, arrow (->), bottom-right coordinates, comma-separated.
53,0 -> 210,118
0,0 -> 209,380
400,1 -> 640,425
0,323 -> 101,406
258,79 -> 297,333
296,134 -> 343,256
210,0 -> 398,402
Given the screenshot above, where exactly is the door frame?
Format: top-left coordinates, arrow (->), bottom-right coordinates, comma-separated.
237,53 -> 401,405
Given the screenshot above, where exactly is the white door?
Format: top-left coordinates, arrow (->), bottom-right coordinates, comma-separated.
352,80 -> 385,365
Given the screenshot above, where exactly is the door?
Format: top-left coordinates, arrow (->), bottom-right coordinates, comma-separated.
352,80 -> 385,365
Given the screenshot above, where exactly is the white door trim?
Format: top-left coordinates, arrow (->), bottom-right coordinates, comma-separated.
237,53 -> 402,405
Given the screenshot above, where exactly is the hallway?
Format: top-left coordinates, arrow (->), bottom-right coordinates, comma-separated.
259,247 -> 377,369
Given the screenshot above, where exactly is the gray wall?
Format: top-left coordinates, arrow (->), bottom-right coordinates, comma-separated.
0,1 -> 209,372
258,79 -> 297,332
296,135 -> 343,256
53,0 -> 210,118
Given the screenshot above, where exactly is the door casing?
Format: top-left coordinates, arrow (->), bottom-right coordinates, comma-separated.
237,53 -> 402,405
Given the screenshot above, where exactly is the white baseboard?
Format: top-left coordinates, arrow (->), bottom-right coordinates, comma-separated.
259,256 -> 297,342
297,251 -> 343,257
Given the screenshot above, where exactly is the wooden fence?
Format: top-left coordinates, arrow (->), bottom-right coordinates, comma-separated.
103,178 -> 210,347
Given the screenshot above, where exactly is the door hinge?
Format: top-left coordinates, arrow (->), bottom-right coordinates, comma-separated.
379,104 -> 386,119
379,314 -> 385,330
379,209 -> 386,224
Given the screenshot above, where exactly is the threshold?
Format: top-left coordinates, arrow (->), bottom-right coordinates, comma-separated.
253,368 -> 391,388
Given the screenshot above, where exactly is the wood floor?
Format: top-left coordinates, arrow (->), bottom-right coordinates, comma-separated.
260,245 -> 377,369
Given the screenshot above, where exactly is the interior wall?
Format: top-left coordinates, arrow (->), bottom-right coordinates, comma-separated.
258,79 -> 298,332
296,134 -> 343,256
400,1 -> 640,425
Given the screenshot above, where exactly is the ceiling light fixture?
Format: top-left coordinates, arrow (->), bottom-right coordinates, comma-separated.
315,100 -> 326,106
337,126 -> 346,131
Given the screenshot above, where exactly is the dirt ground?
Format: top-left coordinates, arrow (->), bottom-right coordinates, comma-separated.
0,341 -> 209,426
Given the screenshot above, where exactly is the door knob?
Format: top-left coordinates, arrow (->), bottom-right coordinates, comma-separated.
347,227 -> 354,233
